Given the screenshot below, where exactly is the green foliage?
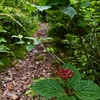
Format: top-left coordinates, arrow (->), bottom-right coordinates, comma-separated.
28,1 -> 100,99
74,80 -> 100,100
59,6 -> 77,19
0,0 -> 39,70
30,79 -> 64,98
32,0 -> 100,84
30,63 -> 100,100
57,95 -> 78,100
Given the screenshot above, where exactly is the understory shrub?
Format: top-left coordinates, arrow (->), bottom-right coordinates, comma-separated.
26,63 -> 100,100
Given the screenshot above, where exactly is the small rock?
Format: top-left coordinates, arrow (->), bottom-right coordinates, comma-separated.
7,93 -> 18,100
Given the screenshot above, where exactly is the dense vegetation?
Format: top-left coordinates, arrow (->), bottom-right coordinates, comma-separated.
29,0 -> 100,99
0,0 -> 100,99
0,0 -> 39,71
37,0 -> 100,84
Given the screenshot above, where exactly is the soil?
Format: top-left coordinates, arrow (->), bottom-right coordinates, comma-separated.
0,22 -> 56,100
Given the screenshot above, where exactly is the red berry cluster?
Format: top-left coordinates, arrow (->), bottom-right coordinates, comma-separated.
36,31 -> 43,35
56,68 -> 74,81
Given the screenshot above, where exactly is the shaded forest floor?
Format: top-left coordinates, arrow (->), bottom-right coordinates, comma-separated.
0,22 -> 56,100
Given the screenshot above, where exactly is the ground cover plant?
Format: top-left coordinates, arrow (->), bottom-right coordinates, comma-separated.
29,63 -> 100,100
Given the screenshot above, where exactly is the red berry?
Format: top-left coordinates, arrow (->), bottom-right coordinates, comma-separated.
56,68 -> 74,81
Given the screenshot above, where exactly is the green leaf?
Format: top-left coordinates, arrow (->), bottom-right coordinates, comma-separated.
0,37 -> 6,43
80,1 -> 90,8
24,90 -> 33,95
15,41 -> 25,45
33,38 -> 41,45
0,45 -> 10,51
26,44 -> 35,51
0,61 -> 3,66
62,63 -> 81,88
30,79 -> 64,98
59,6 -> 77,19
0,26 -> 7,33
11,35 -> 18,38
74,80 -> 100,100
70,96 -> 78,100
57,95 -> 78,100
57,95 -> 69,100
24,37 -> 41,45
31,4 -> 51,11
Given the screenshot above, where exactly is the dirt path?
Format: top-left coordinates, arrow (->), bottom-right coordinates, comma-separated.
0,22 -> 55,100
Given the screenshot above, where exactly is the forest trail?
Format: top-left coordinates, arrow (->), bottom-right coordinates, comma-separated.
0,22 -> 55,100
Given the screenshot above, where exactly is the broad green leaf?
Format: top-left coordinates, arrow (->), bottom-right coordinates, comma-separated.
57,95 -> 78,100
80,1 -> 90,8
30,79 -> 64,98
70,96 -> 78,100
26,44 -> 35,51
74,80 -> 100,100
15,41 -> 25,45
24,37 -> 41,45
57,95 -> 69,100
59,6 -> 77,19
62,63 -> 81,88
31,4 -> 51,11
0,37 -> 6,43
33,38 -> 41,45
